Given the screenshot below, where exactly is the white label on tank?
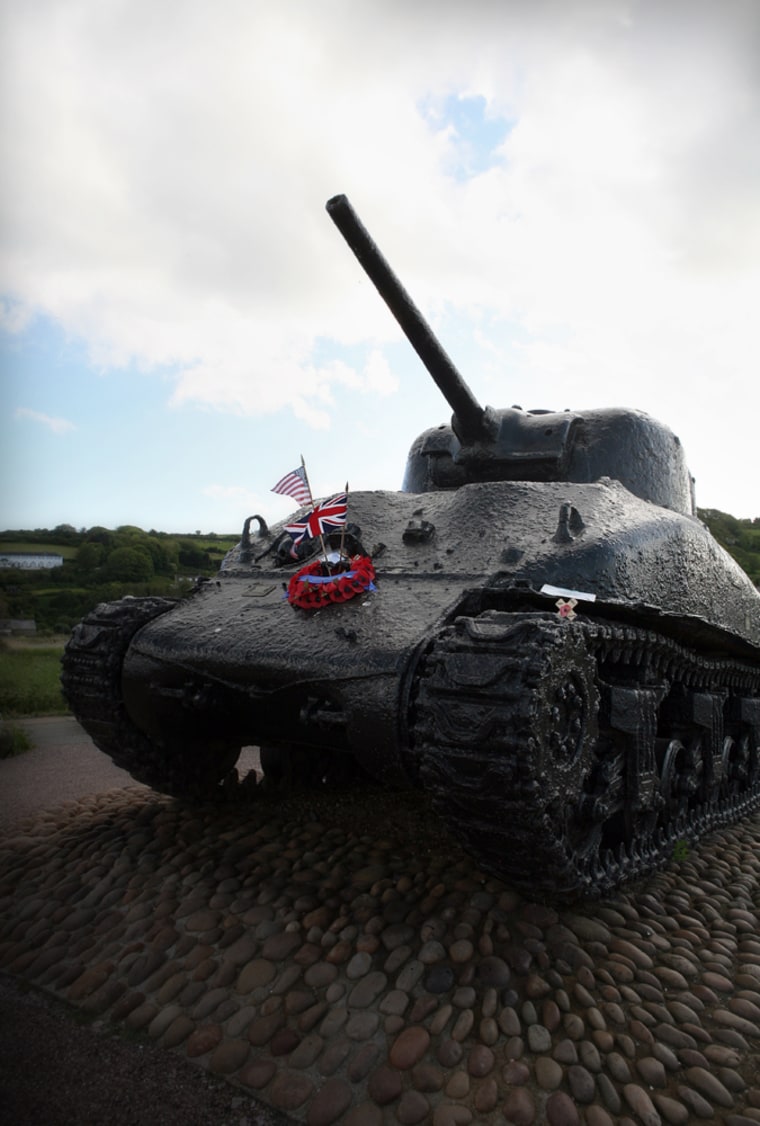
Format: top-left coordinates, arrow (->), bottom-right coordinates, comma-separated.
540,583 -> 597,602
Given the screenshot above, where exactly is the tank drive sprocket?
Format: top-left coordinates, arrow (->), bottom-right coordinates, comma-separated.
411,611 -> 760,900
61,597 -> 242,797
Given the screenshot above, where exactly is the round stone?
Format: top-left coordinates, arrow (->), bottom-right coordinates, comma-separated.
479,1016 -> 499,1045
451,1009 -> 475,1042
527,1024 -> 552,1053
623,1083 -> 663,1125
636,1056 -> 667,1088
261,931 -> 301,960
290,1033 -> 324,1069
682,1066 -> 735,1108
346,1011 -> 379,1040
652,1093 -> 691,1125
396,960 -> 425,991
545,1090 -> 581,1126
535,1056 -> 563,1090
444,1070 -> 469,1098
346,950 -> 373,979
306,1076 -> 353,1125
348,970 -> 387,1007
159,1014 -> 195,1048
449,939 -> 474,963
209,1039 -> 250,1074
390,1025 -> 431,1069
584,1108 -> 615,1126
396,1090 -> 430,1125
347,1042 -> 381,1082
247,1011 -> 285,1046
432,1104 -> 473,1126
503,1086 -> 536,1124
476,955 -> 511,987
185,1023 -> 223,1058
239,1057 -> 276,1090
411,1063 -> 443,1092
437,1038 -> 464,1068
235,959 -> 276,993
344,1105 -> 383,1126
425,965 -> 455,993
503,1059 -> 530,1086
499,1007 -> 520,1036
304,962 -> 337,989
184,909 -> 220,932
467,1044 -> 495,1078
596,1073 -> 622,1116
473,1079 -> 498,1114
317,1039 -> 352,1077
567,1064 -> 596,1103
367,1065 -> 403,1105
419,940 -> 446,964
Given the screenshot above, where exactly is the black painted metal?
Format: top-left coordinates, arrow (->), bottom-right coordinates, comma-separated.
326,194 -> 486,444
61,196 -> 760,900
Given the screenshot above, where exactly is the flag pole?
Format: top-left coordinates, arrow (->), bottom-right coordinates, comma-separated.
299,454 -> 315,505
339,481 -> 349,561
300,455 -> 330,564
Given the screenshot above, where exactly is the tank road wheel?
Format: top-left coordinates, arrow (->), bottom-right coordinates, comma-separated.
61,597 -> 241,798
412,612 -> 607,900
658,738 -> 701,824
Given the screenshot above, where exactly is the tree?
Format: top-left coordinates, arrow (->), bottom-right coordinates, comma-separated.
76,542 -> 105,574
104,546 -> 154,582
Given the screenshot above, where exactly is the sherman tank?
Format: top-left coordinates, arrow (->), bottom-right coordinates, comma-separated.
62,194 -> 760,899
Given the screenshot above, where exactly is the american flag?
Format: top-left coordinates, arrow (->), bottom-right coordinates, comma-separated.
284,492 -> 348,547
271,465 -> 311,507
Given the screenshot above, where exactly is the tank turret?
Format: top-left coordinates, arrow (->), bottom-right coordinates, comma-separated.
61,195 -> 760,900
326,194 -> 695,513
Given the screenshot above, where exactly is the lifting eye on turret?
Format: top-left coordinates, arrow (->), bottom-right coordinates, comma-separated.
242,514 -> 269,547
238,515 -> 270,564
403,519 -> 436,544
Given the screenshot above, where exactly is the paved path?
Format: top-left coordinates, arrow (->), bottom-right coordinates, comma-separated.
1,716 -> 147,829
0,717 -> 259,829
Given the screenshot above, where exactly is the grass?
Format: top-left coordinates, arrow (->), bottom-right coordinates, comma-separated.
0,637 -> 68,717
0,541 -> 78,559
0,721 -> 32,758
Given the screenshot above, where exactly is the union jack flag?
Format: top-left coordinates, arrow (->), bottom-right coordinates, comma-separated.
271,465 -> 311,507
284,492 -> 348,547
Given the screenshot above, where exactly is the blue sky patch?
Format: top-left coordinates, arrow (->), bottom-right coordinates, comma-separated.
420,93 -> 513,181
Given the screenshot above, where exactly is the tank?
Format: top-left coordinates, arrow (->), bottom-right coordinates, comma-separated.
61,194 -> 760,900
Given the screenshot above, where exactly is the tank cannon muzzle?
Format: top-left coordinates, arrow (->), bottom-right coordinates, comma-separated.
326,194 -> 489,445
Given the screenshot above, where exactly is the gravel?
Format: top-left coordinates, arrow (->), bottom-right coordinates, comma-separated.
0,974 -> 293,1126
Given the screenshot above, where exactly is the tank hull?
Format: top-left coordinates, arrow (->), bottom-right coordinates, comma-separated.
118,481 -> 759,784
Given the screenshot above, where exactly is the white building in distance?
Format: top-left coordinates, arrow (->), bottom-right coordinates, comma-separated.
0,552 -> 64,570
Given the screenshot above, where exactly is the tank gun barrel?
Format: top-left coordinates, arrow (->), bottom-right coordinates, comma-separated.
326,194 -> 487,444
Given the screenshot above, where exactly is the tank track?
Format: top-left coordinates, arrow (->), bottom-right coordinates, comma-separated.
61,597 -> 241,797
411,610 -> 760,900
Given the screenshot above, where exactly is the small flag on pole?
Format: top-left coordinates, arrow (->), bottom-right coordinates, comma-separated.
284,492 -> 348,549
272,465 -> 311,507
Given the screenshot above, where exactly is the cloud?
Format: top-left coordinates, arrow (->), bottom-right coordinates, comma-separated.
1,0 -> 759,455
15,407 -> 76,434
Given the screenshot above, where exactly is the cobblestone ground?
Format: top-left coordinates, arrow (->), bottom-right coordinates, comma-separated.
1,784 -> 759,1126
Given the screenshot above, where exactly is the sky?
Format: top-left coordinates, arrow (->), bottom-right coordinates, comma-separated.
1,0 -> 759,535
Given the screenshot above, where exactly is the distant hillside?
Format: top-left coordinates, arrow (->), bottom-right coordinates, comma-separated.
0,524 -> 239,633
1,512 -> 757,635
698,509 -> 760,587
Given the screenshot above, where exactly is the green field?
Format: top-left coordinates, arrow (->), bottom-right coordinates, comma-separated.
0,541 -> 78,559
0,639 -> 68,716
